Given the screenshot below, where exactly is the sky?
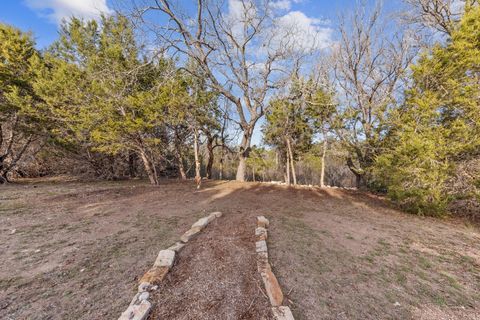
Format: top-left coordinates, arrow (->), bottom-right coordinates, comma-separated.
0,0 -> 402,145
0,0 -> 402,49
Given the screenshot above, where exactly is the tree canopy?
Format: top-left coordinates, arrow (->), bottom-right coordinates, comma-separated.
374,4 -> 480,214
0,1 -> 479,221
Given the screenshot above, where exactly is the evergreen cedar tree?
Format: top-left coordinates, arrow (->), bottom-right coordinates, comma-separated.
0,4 -> 479,217
374,4 -> 480,215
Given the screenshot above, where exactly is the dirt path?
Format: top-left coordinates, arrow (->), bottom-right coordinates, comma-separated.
149,213 -> 273,320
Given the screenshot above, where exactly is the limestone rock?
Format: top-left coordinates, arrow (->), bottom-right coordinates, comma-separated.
256,240 -> 268,253
128,292 -> 141,307
191,215 -> 214,229
272,306 -> 295,320
210,211 -> 222,218
257,252 -> 270,273
138,282 -> 158,293
167,242 -> 186,252
153,249 -> 175,268
255,227 -> 268,240
138,292 -> 149,302
138,282 -> 151,292
118,300 -> 151,320
257,216 -> 269,228
180,226 -> 202,243
139,266 -> 169,285
261,269 -> 284,306
128,291 -> 150,307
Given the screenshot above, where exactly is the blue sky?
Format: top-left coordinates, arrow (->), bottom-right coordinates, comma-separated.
0,0 -> 401,49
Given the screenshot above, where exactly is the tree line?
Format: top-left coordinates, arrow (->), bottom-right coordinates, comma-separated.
0,0 -> 478,220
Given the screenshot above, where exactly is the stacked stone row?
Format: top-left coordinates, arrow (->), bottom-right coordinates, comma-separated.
256,216 -> 295,320
118,211 -> 223,320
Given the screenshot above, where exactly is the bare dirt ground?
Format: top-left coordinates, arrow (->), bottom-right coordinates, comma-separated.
1,178 -> 479,320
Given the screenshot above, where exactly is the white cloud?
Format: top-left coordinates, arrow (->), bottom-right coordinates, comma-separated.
228,0 -> 258,20
270,0 -> 292,11
226,0 -> 260,40
227,0 -> 244,20
24,0 -> 112,25
269,0 -> 305,11
274,11 -> 333,52
226,1 -> 332,54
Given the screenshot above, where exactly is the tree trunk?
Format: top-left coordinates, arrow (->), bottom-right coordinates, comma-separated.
0,155 -> 8,183
206,134 -> 214,179
236,155 -> 247,182
108,155 -> 115,180
286,150 -> 291,185
139,150 -> 159,185
174,145 -> 187,180
178,161 -> 187,180
286,138 -> 296,185
320,137 -> 327,188
236,127 -> 253,182
219,157 -> 224,180
347,156 -> 367,189
193,128 -> 201,189
219,108 -> 227,181
252,166 -> 256,182
0,155 -> 7,184
128,151 -> 137,178
356,173 -> 368,189
173,132 -> 187,180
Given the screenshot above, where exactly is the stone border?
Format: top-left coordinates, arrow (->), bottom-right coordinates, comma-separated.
255,216 -> 295,320
118,211 -> 223,320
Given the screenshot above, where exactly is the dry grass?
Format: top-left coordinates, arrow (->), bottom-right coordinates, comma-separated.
1,179 -> 479,320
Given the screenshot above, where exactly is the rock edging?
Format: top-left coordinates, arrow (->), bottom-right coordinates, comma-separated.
255,216 -> 295,320
118,211 -> 223,320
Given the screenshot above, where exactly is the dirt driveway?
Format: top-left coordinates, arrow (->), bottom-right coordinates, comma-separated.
1,179 -> 479,319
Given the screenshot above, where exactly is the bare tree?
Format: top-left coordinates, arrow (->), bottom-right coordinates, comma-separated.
131,0 -> 311,181
332,2 -> 417,188
402,0 -> 477,37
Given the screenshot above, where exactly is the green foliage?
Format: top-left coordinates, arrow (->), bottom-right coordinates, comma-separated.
28,15 -> 221,184
374,130 -> 451,214
374,5 -> 480,215
304,84 -> 336,133
246,146 -> 275,177
168,61 -> 220,133
35,16 -> 181,153
0,23 -> 50,180
302,144 -> 325,173
0,23 -> 42,125
263,79 -> 314,159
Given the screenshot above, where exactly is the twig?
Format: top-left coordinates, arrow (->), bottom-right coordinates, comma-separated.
287,286 -> 294,296
246,297 -> 256,312
256,280 -> 269,300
